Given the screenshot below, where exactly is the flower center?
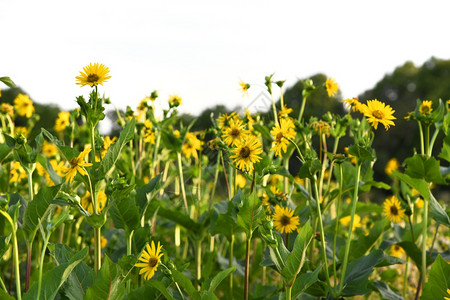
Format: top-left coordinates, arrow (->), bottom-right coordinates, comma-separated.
87,74 -> 99,83
148,257 -> 158,268
231,128 -> 240,138
390,205 -> 398,216
280,215 -> 291,226
69,157 -> 79,168
239,146 -> 250,158
420,105 -> 431,114
372,110 -> 385,120
276,132 -> 284,143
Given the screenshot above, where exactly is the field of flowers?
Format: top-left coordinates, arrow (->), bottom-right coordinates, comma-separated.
0,64 -> 449,299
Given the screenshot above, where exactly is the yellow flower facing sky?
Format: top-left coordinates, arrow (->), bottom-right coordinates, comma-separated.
168,95 -> 182,108
54,111 -> 71,133
222,117 -> 249,146
230,135 -> 263,172
135,241 -> 164,280
326,78 -> 339,97
14,93 -> 35,118
81,189 -> 107,215
182,132 -> 203,159
76,63 -> 111,87
273,205 -> 300,234
385,158 -> 399,176
63,145 -> 93,183
270,117 -> 296,157
383,195 -> 405,223
419,100 -> 433,115
278,105 -> 293,119
343,97 -> 362,113
238,79 -> 250,97
360,99 -> 396,130
217,112 -> 237,130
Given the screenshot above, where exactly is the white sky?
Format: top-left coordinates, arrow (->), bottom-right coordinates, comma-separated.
1,0 -> 450,116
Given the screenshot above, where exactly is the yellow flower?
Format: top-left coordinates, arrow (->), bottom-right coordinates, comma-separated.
230,135 -> 263,172
383,195 -> 405,223
385,158 -> 399,176
42,140 -> 58,157
222,118 -> 249,146
81,190 -> 107,215
444,288 -> 450,300
15,126 -> 28,137
326,78 -> 338,97
360,99 -> 396,130
415,198 -> 424,209
273,205 -> 300,234
339,214 -> 362,231
36,162 -> 55,186
14,93 -> 35,118
76,63 -> 111,87
343,97 -> 362,113
278,105 -> 293,119
54,112 -> 71,133
1,103 -> 14,117
419,100 -> 433,115
50,159 -> 65,177
236,173 -> 247,189
344,147 -> 357,164
142,120 -> 156,145
182,132 -> 203,159
101,136 -> 117,158
135,241 -> 164,280
238,79 -> 250,97
270,185 -> 286,201
168,95 -> 182,108
217,112 -> 238,130
389,244 -> 405,258
91,236 -> 108,249
270,118 -> 296,157
63,145 -> 93,183
9,162 -> 27,183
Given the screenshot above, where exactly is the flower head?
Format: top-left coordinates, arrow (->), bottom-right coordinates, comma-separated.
143,120 -> 156,145
238,80 -> 250,97
217,112 -> 238,130
360,99 -> 396,130
278,105 -> 293,119
339,214 -> 362,231
444,288 -> 450,300
383,195 -> 405,223
182,132 -> 203,159
76,63 -> 111,87
385,158 -> 399,176
343,97 -> 362,113
1,103 -> 14,117
389,244 -> 405,258
81,189 -> 107,215
270,118 -> 296,157
273,205 -> 300,234
222,118 -> 249,146
14,93 -> 35,118
168,95 -> 182,108
42,140 -> 58,157
135,241 -> 164,280
326,78 -> 339,97
230,135 -> 263,172
419,100 -> 433,115
54,112 -> 71,133
63,145 -> 93,183
10,162 -> 27,183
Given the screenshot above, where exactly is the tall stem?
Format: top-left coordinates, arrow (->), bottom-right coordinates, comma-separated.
244,237 -> 251,300
25,169 -> 34,292
297,94 -> 308,123
418,122 -> 425,155
126,231 -> 134,294
339,163 -> 362,294
94,227 -> 101,272
332,164 -> 343,293
37,233 -> 51,300
421,195 -> 428,292
195,239 -> 202,289
176,152 -> 189,215
229,234 -> 234,295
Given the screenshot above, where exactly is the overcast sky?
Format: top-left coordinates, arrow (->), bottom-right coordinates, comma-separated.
1,0 -> 450,116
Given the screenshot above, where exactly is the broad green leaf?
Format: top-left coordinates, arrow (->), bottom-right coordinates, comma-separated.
210,200 -> 238,241
268,233 -> 290,272
201,266 -> 236,293
23,185 -> 62,243
36,155 -> 61,186
291,265 -> 323,299
41,128 -> 79,161
99,118 -> 136,178
52,244 -> 94,300
145,199 -> 200,231
23,247 -> 88,300
404,155 -> 443,183
397,241 -> 432,273
0,76 -> 16,87
172,269 -> 200,300
429,191 -> 450,227
351,219 -> 390,259
438,135 -> 450,163
348,144 -> 375,162
85,256 -> 125,300
421,255 -> 450,300
392,171 -> 430,200
235,191 -> 265,238
0,143 -> 11,162
124,281 -> 173,300
109,196 -> 140,232
298,158 -> 322,179
136,174 -> 162,212
371,281 -> 404,300
0,289 -> 15,299
281,221 -> 313,283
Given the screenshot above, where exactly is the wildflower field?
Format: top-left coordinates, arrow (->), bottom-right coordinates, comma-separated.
0,64 -> 449,300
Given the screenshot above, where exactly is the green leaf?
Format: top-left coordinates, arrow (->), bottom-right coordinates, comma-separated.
298,158 -> 322,180
404,155 -> 443,183
0,143 -> 12,162
253,124 -> 273,143
23,185 -> 62,243
99,118 -> 136,178
41,128 -> 79,161
429,191 -> 450,227
124,281 -> 172,300
281,221 -> 313,283
0,76 -> 16,87
421,255 -> 450,300
201,266 -> 236,293
172,269 -> 200,300
392,171 -> 430,200
136,174 -> 162,212
109,196 -> 140,233
371,281 -> 404,300
85,256 -> 125,300
23,247 -> 88,300
235,191 -> 265,238
348,144 -> 375,162
397,241 -> 432,273
52,244 -> 94,300
438,135 -> 450,163
291,265 -> 322,299
210,200 -> 237,241
0,289 -> 16,299
145,199 -> 200,231
351,219 -> 390,259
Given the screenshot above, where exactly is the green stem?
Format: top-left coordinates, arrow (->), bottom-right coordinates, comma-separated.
424,125 -> 430,156
297,94 -> 308,123
332,164 -> 343,293
403,258 -> 409,299
126,231 -> 134,294
339,163 -> 362,295
244,237 -> 251,300
209,151 -> 222,209
0,210 -> 21,300
37,233 -> 51,300
428,128 -> 439,156
151,130 -> 161,177
285,285 -> 292,300
229,234 -> 234,295
0,275 -> 6,293
270,92 -> 279,126
177,152 -> 189,215
25,168 -> 34,292
195,239 -> 202,289
418,122 -> 425,155
94,227 -> 102,272
421,194 -> 428,291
